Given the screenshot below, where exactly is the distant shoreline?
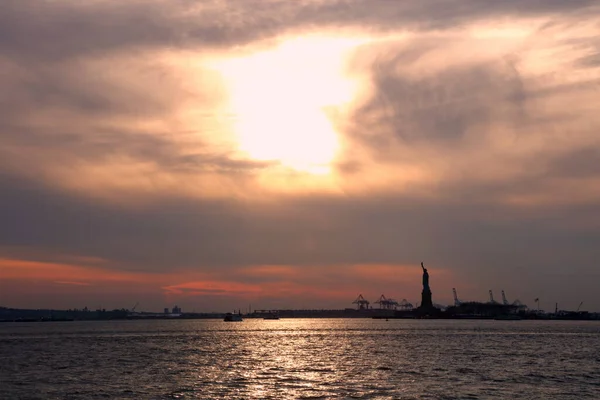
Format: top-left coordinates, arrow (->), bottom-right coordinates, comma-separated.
1,306 -> 598,322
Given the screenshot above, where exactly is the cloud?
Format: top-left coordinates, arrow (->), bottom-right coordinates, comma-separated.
53,281 -> 92,286
2,1 -> 598,63
1,0 -> 600,311
549,148 -> 600,178
162,281 -> 262,297
2,1 -> 599,202
0,47 -> 281,203
336,18 -> 600,206
0,254 -> 449,310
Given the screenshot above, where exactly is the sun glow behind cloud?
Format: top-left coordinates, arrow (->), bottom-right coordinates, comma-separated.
211,36 -> 366,174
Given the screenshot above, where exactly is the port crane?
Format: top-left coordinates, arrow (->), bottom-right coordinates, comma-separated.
512,299 -> 527,310
352,294 -> 370,310
488,290 -> 498,304
501,290 -> 527,309
577,302 -> 583,312
374,294 -> 399,310
452,288 -> 461,306
501,290 -> 509,305
398,299 -> 414,310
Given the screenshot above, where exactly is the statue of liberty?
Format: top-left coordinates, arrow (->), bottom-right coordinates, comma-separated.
420,262 -> 433,309
421,262 -> 429,291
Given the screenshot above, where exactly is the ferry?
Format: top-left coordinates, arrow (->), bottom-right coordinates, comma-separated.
224,312 -> 243,322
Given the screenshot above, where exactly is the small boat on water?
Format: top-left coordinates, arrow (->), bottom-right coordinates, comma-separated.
224,312 -> 243,322
263,313 -> 280,320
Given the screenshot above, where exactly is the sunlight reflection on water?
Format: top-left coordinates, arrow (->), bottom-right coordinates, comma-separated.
1,319 -> 599,399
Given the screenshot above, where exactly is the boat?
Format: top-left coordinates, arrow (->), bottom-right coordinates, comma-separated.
263,313 -> 280,320
224,312 -> 243,322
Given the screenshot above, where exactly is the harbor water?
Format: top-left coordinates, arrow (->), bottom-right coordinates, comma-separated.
1,319 -> 599,399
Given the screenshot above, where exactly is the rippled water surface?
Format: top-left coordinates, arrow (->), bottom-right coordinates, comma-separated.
1,319 -> 599,399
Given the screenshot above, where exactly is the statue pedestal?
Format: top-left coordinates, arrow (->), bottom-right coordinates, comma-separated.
420,289 -> 433,309
416,289 -> 440,317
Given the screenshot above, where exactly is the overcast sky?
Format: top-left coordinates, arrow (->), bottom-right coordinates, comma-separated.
1,0 -> 599,312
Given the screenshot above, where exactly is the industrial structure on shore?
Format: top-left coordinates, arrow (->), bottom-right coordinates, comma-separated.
2,263 -> 598,321
344,287 -> 530,319
339,264 -> 593,320
251,262 -> 595,320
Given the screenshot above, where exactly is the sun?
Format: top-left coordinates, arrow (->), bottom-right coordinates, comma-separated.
211,36 -> 363,174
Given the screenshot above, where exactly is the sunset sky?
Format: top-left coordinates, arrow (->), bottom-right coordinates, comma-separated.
1,0 -> 599,312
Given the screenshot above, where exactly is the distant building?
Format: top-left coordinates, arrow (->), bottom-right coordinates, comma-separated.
172,305 -> 181,314
164,308 -> 169,314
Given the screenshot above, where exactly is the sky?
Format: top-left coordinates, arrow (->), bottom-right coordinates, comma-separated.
1,0 -> 599,313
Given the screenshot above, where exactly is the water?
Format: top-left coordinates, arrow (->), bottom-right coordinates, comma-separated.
1,319 -> 599,399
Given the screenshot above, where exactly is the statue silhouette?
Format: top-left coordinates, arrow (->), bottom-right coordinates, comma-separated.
421,262 -> 429,291
419,261 -> 433,309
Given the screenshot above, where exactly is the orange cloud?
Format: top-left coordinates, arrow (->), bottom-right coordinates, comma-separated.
162,280 -> 262,296
53,281 -> 92,286
0,258 -> 155,284
0,256 -> 459,310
